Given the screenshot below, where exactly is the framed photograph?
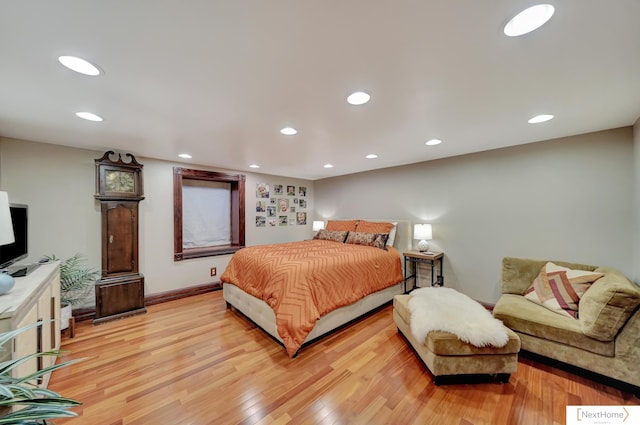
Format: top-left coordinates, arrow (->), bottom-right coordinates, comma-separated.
268,219 -> 277,227
287,185 -> 295,196
290,206 -> 296,213
256,183 -> 269,198
256,216 -> 266,227
299,186 -> 307,197
299,199 -> 307,209
267,206 -> 276,217
293,198 -> 299,204
256,200 -> 266,212
270,198 -> 276,204
277,198 -> 289,213
279,215 -> 288,226
296,212 -> 307,225
274,184 -> 283,194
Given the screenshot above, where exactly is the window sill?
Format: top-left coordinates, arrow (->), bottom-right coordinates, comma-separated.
174,245 -> 244,261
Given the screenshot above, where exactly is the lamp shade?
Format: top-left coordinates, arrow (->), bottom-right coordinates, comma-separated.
0,192 -> 15,246
312,221 -> 325,231
413,223 -> 432,241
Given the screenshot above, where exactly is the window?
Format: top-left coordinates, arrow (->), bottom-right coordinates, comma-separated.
173,168 -> 245,260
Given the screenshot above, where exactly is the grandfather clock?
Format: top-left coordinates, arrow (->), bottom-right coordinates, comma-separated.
94,151 -> 147,323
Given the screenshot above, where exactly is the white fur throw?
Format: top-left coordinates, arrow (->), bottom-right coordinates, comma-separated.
408,287 -> 509,348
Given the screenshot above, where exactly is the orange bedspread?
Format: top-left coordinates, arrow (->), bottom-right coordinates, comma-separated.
220,240 -> 403,357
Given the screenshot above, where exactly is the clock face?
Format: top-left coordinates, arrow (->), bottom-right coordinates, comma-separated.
105,170 -> 135,193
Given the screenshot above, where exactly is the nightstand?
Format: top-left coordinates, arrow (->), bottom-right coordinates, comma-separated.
403,251 -> 444,293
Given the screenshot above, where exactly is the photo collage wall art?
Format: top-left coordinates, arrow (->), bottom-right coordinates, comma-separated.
256,183 -> 307,227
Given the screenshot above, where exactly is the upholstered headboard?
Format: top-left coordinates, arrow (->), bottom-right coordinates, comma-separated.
323,218 -> 411,252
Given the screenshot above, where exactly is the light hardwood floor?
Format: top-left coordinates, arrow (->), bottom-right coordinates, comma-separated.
49,291 -> 637,425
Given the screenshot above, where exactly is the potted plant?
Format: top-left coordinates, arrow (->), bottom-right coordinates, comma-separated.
0,322 -> 82,423
46,254 -> 99,331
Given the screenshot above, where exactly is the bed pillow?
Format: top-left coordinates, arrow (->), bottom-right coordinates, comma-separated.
356,220 -> 395,234
325,220 -> 359,232
313,229 -> 349,243
387,222 -> 398,247
524,262 -> 604,319
356,220 -> 397,247
345,231 -> 389,250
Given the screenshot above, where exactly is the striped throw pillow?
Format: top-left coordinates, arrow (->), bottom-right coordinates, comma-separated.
524,262 -> 604,318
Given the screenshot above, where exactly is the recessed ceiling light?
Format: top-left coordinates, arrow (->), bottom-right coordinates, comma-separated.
75,111 -> 103,122
528,114 -> 554,124
58,55 -> 102,76
425,139 -> 442,146
323,164 -> 334,169
249,164 -> 260,168
504,4 -> 555,37
347,91 -> 370,105
280,127 -> 297,135
178,153 -> 192,159
365,154 -> 378,159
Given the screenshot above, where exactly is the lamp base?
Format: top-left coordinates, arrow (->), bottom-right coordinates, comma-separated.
0,272 -> 15,295
417,240 -> 429,252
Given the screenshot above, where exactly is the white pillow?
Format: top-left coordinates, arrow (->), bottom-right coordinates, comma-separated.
387,222 -> 398,247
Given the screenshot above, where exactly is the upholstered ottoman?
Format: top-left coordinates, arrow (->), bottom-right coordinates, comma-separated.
393,294 -> 521,384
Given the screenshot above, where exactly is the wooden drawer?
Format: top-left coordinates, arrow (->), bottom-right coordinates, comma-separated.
94,274 -> 146,323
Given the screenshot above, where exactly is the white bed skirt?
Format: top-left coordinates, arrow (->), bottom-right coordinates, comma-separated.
223,282 -> 403,348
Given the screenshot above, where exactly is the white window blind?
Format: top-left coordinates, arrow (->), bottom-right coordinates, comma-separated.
182,180 -> 231,248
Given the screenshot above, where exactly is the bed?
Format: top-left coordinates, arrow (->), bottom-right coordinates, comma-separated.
221,220 -> 408,357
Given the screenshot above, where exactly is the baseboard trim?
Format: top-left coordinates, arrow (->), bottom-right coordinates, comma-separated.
145,282 -> 221,306
72,307 -> 97,323
73,282 -> 221,323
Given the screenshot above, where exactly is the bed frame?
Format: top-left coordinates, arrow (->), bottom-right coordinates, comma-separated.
223,282 -> 403,349
222,220 -> 411,355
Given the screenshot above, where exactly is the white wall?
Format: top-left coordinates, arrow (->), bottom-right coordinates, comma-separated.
0,138 -> 314,302
0,140 -> 101,267
2,126 -> 636,306
314,127 -> 635,303
633,118 -> 640,284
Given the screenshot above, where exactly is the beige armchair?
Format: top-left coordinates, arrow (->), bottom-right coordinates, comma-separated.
493,257 -> 640,394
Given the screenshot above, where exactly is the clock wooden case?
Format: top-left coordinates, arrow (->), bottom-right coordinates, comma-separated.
95,151 -> 144,201
94,151 -> 146,323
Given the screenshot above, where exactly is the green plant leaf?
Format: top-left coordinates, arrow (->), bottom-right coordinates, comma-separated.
0,323 -> 44,348
0,350 -> 60,376
0,396 -> 81,407
0,384 -> 15,398
0,405 -> 78,423
0,321 -> 83,423
15,359 -> 85,385
48,253 -> 99,306
0,384 -> 37,398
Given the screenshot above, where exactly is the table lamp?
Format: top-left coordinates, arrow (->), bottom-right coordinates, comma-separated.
0,191 -> 16,294
414,223 -> 432,252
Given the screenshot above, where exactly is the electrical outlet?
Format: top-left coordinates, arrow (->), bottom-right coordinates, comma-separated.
210,267 -> 217,277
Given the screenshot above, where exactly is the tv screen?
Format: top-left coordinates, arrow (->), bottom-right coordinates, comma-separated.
0,204 -> 28,269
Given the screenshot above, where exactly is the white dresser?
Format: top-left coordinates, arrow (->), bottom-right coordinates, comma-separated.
0,261 -> 61,388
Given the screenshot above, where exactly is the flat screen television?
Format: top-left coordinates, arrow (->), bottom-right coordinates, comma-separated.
0,203 -> 28,269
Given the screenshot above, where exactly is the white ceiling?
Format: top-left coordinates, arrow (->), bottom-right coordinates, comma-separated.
1,1 -> 639,180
